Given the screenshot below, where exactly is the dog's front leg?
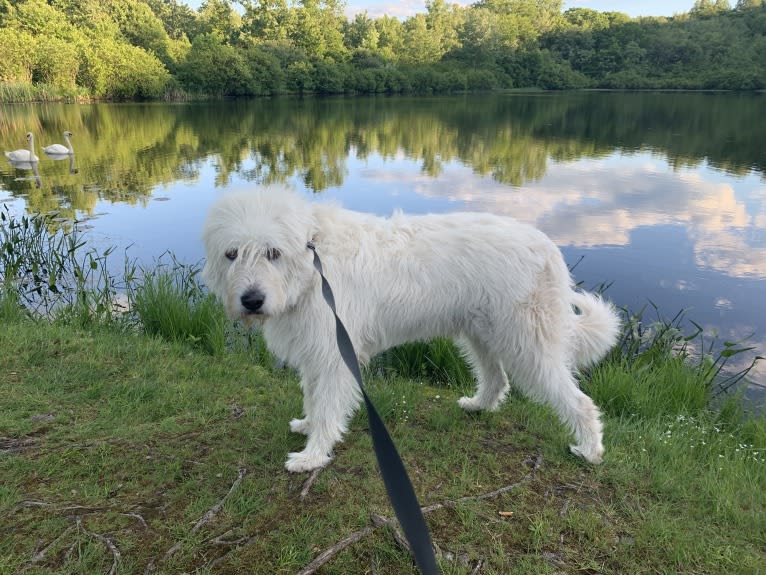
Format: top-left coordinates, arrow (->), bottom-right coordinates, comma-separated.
285,367 -> 361,473
289,377 -> 315,436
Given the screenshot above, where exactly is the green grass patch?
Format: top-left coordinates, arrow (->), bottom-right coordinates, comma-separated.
1,313 -> 764,574
127,256 -> 226,355
0,82 -> 82,103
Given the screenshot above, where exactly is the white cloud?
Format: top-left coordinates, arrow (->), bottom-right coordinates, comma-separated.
363,154 -> 766,279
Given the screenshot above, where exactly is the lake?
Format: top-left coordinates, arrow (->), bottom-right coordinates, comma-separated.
1,92 -> 765,402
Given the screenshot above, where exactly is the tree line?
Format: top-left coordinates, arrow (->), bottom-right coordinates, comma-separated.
0,0 -> 765,101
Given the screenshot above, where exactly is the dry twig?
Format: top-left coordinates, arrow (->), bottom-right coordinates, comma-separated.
120,512 -> 151,530
18,526 -> 74,572
295,526 -> 376,575
209,528 -> 252,546
160,467 -> 248,563
300,467 -> 323,501
75,516 -> 121,575
371,513 -> 410,552
297,453 -> 543,574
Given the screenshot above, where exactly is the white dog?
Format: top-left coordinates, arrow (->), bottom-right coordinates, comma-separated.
202,190 -> 621,473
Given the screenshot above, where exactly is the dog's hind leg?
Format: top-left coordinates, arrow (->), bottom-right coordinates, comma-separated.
457,337 -> 509,412
513,351 -> 604,464
285,366 -> 361,473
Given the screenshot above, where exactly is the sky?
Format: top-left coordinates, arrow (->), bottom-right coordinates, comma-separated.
183,1 -> 698,20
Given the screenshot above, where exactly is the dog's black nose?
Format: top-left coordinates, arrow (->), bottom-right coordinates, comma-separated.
241,289 -> 265,313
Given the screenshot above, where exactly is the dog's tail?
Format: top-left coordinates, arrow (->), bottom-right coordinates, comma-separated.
571,291 -> 621,369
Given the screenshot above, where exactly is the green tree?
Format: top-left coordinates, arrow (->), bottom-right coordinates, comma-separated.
425,0 -> 462,56
144,0 -> 201,40
245,46 -> 283,94
8,0 -> 79,38
177,32 -> 250,95
476,0 -> 563,34
34,36 -> 79,89
344,11 -> 379,51
0,28 -> 35,83
107,0 -> 173,64
75,36 -> 170,98
198,0 -> 241,42
401,14 -> 442,63
375,15 -> 404,62
289,0 -> 346,60
458,7 -> 505,64
243,0 -> 293,43
691,0 -> 731,16
563,7 -> 610,30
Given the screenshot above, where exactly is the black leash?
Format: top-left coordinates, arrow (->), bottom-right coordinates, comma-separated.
307,242 -> 439,575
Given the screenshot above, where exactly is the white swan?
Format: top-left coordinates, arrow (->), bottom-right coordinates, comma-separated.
42,131 -> 74,156
4,132 -> 39,162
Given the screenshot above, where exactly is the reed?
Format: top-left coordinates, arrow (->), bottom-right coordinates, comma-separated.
0,82 -> 80,103
0,82 -> 37,103
0,206 -> 116,322
125,254 -> 227,355
370,338 -> 474,391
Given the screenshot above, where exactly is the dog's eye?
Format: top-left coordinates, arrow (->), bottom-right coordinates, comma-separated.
266,247 -> 281,262
225,248 -> 238,261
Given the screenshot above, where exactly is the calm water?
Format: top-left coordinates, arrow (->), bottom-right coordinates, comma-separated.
1,93 -> 765,400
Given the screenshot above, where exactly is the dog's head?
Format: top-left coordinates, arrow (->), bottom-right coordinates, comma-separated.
201,189 -> 317,324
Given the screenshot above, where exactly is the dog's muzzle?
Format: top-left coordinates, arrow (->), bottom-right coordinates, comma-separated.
240,288 -> 266,314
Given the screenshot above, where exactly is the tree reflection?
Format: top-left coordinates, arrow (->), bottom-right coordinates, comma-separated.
1,92 -> 764,217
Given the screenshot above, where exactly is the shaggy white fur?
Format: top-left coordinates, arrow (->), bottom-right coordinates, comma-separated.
202,190 -> 621,473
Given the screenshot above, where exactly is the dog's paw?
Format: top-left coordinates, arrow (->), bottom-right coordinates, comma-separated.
569,443 -> 604,464
289,418 -> 311,435
458,396 -> 483,412
285,451 -> 332,473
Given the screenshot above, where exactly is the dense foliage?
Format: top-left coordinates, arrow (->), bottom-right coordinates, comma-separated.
0,0 -> 765,100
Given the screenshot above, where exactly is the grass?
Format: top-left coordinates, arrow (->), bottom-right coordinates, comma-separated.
126,255 -> 227,355
1,210 -> 765,574
0,82 -> 83,104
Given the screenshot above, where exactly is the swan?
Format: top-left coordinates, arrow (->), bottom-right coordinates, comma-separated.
42,131 -> 74,156
4,132 -> 39,162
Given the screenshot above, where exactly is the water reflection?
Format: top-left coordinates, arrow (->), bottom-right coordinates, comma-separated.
5,159 -> 42,189
1,93 -> 764,395
43,153 -> 79,175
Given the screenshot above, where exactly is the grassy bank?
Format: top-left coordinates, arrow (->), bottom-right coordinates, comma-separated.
0,83 -> 85,104
1,211 -> 764,574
